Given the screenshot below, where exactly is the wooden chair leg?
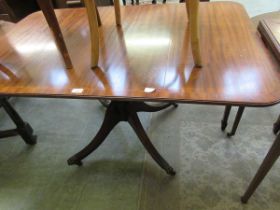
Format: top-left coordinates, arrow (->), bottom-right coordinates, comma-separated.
187,0 -> 202,67
185,0 -> 190,18
227,106 -> 245,137
114,0 -> 121,26
221,105 -> 232,131
84,0 -> 100,68
241,133 -> 280,203
36,0 -> 73,69
95,4 -> 102,26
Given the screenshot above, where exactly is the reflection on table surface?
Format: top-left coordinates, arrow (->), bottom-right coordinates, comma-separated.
0,3 -> 279,106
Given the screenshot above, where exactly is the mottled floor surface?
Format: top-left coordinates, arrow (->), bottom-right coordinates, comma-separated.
0,1 -> 280,210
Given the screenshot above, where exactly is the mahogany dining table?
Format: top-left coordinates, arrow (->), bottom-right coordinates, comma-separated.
0,1 -> 280,180
34,0 -> 278,138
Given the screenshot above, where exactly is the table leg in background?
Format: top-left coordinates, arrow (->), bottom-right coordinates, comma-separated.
221,105 -> 232,131
0,98 -> 37,144
227,106 -> 245,137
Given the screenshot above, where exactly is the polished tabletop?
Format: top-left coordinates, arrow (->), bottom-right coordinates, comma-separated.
0,2 -> 279,106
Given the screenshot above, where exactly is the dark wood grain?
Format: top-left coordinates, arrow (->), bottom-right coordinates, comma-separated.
0,2 -> 279,106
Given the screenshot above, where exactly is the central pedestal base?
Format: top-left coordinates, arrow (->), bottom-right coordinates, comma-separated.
68,101 -> 177,175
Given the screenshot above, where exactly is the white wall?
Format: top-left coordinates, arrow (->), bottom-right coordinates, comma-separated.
210,0 -> 280,17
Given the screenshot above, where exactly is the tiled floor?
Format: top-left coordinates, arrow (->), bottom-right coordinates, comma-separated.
0,1 -> 280,210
